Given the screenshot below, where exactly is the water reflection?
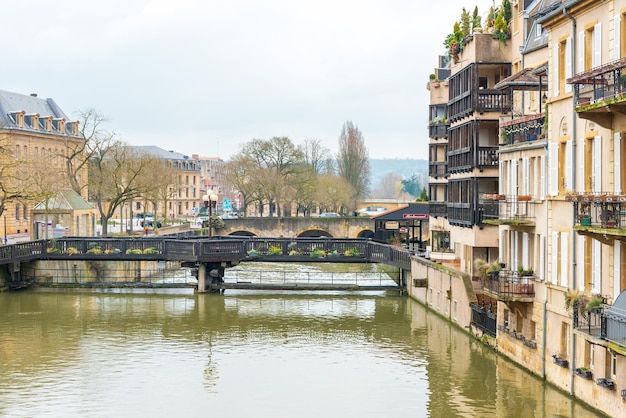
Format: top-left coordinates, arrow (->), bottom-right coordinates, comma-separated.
0,290 -> 603,417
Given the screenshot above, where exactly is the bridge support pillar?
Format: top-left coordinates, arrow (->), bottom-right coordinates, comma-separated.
197,262 -> 225,293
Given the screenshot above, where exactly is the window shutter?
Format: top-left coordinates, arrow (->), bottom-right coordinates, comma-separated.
578,30 -> 585,72
592,239 -> 601,294
552,232 -> 559,285
540,155 -> 546,199
554,43 -> 560,96
499,160 -> 504,194
615,15 -> 621,61
616,132 -> 622,194
565,140 -> 573,191
522,232 -> 529,269
615,240 -> 621,301
536,235 -> 546,280
549,143 -> 559,195
579,138 -> 586,193
565,37 -> 572,93
512,231 -> 518,272
560,232 -> 569,288
593,136 -> 602,193
578,235 -> 585,291
593,23 -> 602,68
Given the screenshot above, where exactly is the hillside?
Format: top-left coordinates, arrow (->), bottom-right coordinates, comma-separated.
369,158 -> 428,197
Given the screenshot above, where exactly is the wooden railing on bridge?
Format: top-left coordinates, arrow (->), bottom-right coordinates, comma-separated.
0,237 -> 412,271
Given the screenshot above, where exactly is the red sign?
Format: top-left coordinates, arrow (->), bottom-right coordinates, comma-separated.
402,214 -> 429,219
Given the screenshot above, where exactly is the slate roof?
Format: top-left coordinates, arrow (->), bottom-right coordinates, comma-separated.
0,89 -> 79,137
372,203 -> 429,220
33,189 -> 94,211
130,145 -> 193,162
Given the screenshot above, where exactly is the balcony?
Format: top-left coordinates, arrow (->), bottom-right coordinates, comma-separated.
429,202 -> 447,218
448,146 -> 498,173
499,113 -> 545,146
568,58 -> 626,129
481,194 -> 536,226
568,194 -> 626,238
484,270 -> 535,302
429,161 -> 447,178
570,291 -> 626,354
429,122 -> 449,140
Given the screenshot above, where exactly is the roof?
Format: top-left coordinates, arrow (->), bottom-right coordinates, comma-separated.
33,189 -> 94,211
494,67 -> 548,91
372,203 -> 429,220
0,89 -> 78,137
130,145 -> 195,162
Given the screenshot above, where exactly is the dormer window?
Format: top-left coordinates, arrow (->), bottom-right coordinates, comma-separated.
26,113 -> 40,130
43,116 -> 53,132
11,111 -> 26,128
53,118 -> 66,134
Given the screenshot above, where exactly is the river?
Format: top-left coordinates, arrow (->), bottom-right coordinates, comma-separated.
0,264 -> 604,417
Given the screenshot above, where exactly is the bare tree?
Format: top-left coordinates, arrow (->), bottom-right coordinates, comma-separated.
316,174 -> 354,214
336,121 -> 370,212
61,109 -> 115,196
89,142 -> 154,236
0,132 -> 26,219
301,138 -> 334,174
371,173 -> 403,199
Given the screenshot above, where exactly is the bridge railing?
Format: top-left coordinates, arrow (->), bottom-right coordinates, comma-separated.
0,237 -> 413,271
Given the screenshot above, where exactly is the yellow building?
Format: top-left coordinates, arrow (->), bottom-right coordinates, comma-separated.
0,90 -> 86,236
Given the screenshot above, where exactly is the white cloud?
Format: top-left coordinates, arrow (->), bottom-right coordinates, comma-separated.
2,0 -> 496,160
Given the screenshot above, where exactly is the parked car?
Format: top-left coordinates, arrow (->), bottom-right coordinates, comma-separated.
319,212 -> 340,218
136,213 -> 154,220
142,219 -> 162,228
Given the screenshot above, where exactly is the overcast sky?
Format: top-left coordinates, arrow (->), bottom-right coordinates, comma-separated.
4,0 -> 496,161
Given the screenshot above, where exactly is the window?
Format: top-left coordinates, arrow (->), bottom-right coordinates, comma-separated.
22,205 -> 27,220
15,204 -> 20,220
581,23 -> 601,72
478,77 -> 488,89
554,38 -> 571,96
610,352 -> 617,379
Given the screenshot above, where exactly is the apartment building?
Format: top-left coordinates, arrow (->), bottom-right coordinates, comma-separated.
538,0 -> 626,414
128,146 -> 201,219
426,1 -> 626,415
0,90 -> 86,235
427,32 -> 511,274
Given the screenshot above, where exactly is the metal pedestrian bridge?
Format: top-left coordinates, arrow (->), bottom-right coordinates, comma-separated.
0,236 -> 412,292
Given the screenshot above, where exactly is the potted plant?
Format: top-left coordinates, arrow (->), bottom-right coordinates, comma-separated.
575,367 -> 593,380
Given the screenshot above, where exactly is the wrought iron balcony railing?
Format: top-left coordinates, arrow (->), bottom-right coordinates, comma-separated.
484,269 -> 535,301
481,194 -> 536,225
500,113 -> 545,145
568,194 -> 626,230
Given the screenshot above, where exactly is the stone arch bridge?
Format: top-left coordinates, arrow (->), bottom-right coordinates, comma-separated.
216,217 -> 375,239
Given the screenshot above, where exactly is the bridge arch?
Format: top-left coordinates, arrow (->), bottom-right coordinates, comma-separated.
296,229 -> 332,238
227,230 -> 258,237
356,228 -> 375,239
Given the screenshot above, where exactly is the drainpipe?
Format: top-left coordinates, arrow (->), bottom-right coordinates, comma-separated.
563,5 -> 577,396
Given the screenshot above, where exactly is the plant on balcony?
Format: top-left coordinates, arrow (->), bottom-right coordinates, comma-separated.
344,248 -> 360,257
86,246 -> 103,254
584,295 -> 604,312
125,248 -> 142,255
65,247 -> 78,255
143,247 -> 158,254
517,265 -> 534,277
575,367 -> 593,380
564,290 -> 582,311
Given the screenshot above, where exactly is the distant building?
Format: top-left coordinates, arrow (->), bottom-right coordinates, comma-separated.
0,90 -> 85,236
128,146 -> 201,219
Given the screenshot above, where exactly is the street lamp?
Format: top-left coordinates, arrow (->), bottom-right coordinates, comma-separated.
203,192 -> 218,238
